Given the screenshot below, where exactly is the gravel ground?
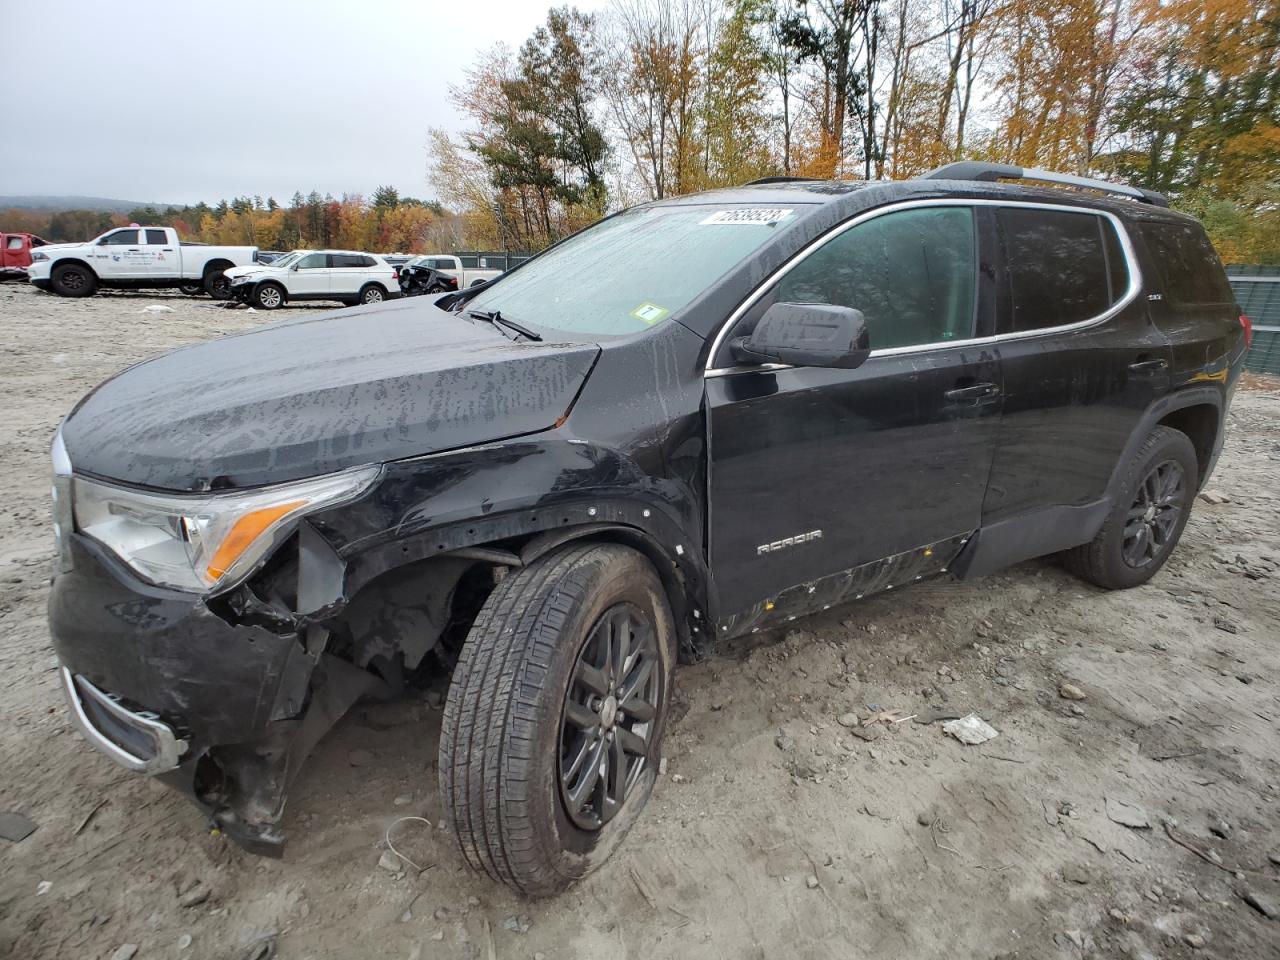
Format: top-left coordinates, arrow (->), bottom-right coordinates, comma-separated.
1,281 -> 1279,960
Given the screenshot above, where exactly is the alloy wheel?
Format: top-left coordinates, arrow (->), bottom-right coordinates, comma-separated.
258,287 -> 282,309
62,271 -> 85,291
558,603 -> 660,831
363,288 -> 383,303
1122,458 -> 1185,567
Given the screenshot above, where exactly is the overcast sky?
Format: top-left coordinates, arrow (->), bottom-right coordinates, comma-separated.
0,0 -> 608,205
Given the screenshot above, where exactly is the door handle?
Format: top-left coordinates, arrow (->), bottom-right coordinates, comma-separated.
944,382 -> 1000,402
1127,359 -> 1168,374
127,248 -> 140,252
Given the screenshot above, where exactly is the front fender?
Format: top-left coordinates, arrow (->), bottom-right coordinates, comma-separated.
308,437 -> 713,655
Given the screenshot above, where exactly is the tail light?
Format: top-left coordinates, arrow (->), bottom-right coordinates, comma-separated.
1240,313 -> 1252,347
392,268 -> 399,281
446,276 -> 458,288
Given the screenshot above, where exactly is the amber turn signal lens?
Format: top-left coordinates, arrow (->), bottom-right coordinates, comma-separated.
205,500 -> 305,581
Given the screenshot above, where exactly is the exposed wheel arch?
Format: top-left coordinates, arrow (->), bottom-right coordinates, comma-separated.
1157,403 -> 1218,487
1104,386 -> 1224,502
338,518 -> 703,667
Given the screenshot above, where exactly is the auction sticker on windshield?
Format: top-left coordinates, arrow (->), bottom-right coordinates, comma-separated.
630,302 -> 670,325
700,208 -> 794,226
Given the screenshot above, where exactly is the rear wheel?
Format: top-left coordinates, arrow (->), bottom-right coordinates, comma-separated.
359,284 -> 385,305
50,263 -> 97,297
440,543 -> 675,897
1062,425 -> 1198,589
254,282 -> 285,310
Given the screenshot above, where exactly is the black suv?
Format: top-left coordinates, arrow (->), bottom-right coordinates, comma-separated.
48,163 -> 1247,896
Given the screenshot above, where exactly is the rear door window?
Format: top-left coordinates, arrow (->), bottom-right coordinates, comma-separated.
331,254 -> 363,268
1140,222 -> 1234,304
773,206 -> 978,350
997,208 -> 1120,332
144,229 -> 168,245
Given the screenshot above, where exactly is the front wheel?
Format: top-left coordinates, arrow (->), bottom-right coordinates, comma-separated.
440,543 -> 675,897
254,282 -> 285,310
50,263 -> 97,297
1062,425 -> 1198,589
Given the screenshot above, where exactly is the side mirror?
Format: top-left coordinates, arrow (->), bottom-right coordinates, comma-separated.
732,302 -> 870,369
290,263 -> 300,271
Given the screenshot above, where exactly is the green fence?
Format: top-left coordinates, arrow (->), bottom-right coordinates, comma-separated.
1227,265 -> 1280,376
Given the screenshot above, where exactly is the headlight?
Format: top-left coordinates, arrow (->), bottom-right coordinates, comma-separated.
71,465 -> 380,593
31,251 -> 49,262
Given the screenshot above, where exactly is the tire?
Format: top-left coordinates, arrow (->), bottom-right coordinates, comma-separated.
204,271 -> 233,300
178,282 -> 204,296
50,263 -> 97,298
254,282 -> 285,310
1062,425 -> 1198,589
440,543 -> 675,897
359,284 -> 385,305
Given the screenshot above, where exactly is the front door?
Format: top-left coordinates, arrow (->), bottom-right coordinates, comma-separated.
289,252 -> 331,296
93,228 -> 148,278
707,204 -> 1003,618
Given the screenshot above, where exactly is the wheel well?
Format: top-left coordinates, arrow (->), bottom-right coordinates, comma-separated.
330,525 -> 695,675
360,282 -> 387,294
51,258 -> 97,278
1157,404 -> 1217,484
203,259 -> 233,277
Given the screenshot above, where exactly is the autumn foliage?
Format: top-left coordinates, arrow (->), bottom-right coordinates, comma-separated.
430,0 -> 1280,262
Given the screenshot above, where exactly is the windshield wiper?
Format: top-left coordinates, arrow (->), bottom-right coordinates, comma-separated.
467,309 -> 543,342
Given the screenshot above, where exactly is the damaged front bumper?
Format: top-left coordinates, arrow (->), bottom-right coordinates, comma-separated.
49,535 -> 376,855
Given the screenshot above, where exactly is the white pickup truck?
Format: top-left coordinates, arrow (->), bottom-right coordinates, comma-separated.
27,226 -> 257,299
414,254 -> 503,288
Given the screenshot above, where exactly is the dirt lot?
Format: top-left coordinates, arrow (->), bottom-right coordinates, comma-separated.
1,280 -> 1278,960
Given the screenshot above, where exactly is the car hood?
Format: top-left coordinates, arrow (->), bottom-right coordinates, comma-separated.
224,264 -> 274,280
61,300 -> 600,491
34,241 -> 90,253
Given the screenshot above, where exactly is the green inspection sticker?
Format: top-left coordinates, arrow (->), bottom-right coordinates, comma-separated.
630,302 -> 670,325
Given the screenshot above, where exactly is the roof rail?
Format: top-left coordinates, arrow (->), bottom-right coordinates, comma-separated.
744,175 -> 827,185
923,162 -> 1168,208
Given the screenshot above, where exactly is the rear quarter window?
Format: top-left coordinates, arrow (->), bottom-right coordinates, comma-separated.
997,208 -> 1126,332
1140,222 -> 1234,304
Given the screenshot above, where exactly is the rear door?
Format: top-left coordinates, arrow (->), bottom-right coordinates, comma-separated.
141,228 -> 177,278
982,204 -> 1171,526
329,253 -> 371,295
707,203 -> 1003,617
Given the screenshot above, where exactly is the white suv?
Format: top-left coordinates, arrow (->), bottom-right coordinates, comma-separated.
224,250 -> 401,310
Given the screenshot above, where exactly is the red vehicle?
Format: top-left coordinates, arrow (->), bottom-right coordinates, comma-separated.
1,232 -> 50,279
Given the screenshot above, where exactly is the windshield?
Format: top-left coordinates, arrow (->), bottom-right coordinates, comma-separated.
266,252 -> 301,269
464,204 -> 798,336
